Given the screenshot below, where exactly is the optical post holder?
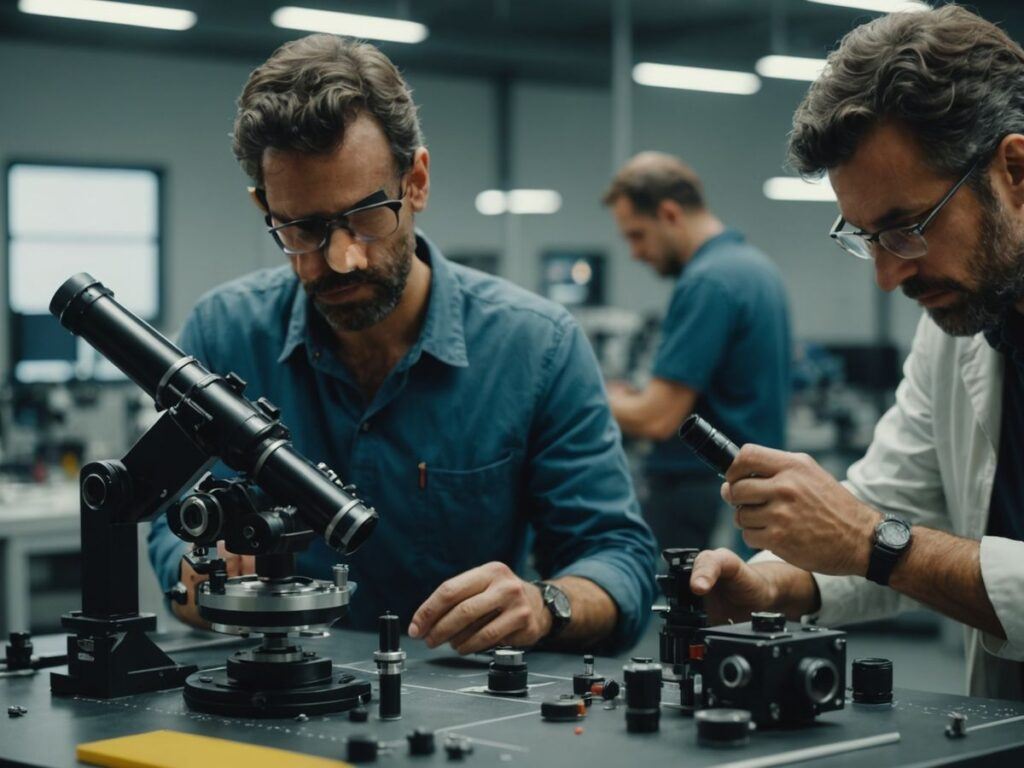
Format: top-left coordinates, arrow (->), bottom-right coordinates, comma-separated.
47,274 -> 378,704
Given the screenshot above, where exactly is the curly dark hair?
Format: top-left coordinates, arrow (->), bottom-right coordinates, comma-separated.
788,4 -> 1024,181
232,34 -> 423,187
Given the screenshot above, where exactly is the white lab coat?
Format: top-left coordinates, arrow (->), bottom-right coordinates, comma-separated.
753,313 -> 1023,699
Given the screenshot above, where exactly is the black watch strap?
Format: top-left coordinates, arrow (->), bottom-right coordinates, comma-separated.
866,548 -> 901,586
866,516 -> 912,586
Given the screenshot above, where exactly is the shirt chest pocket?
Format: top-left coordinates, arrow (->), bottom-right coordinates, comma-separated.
420,452 -> 523,569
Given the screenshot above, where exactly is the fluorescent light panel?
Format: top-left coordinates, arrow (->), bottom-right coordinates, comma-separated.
272,6 -> 428,44
18,0 -> 196,30
755,55 -> 827,82
475,189 -> 562,216
633,62 -> 760,95
806,0 -> 929,12
763,176 -> 837,202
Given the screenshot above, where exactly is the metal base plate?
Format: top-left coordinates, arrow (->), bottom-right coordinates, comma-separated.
183,665 -> 371,718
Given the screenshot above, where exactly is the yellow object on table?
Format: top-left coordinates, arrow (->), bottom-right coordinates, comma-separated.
77,729 -> 352,768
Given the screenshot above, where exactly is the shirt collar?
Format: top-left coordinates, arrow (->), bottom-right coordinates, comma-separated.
277,231 -> 468,368
690,227 -> 745,263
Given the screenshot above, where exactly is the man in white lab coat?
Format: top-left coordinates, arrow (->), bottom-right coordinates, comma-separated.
692,4 -> 1024,698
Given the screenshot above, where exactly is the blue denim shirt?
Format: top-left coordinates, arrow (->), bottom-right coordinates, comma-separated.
148,234 -> 656,649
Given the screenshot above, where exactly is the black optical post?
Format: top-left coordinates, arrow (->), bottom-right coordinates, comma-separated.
47,274 -> 378,700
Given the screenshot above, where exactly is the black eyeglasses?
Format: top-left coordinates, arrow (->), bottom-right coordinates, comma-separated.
829,158 -> 981,261
265,185 -> 405,256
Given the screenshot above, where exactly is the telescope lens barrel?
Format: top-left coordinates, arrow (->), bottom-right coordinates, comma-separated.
49,273 -> 377,555
678,414 -> 739,477
50,273 -> 185,397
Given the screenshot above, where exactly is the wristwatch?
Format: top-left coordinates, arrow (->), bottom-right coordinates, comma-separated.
533,581 -> 572,639
866,515 -> 913,586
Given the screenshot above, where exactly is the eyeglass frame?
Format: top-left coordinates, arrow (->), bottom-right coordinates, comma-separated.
828,156 -> 982,261
261,182 -> 406,256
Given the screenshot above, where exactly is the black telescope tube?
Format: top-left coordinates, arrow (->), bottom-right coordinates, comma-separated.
678,414 -> 739,478
50,273 -> 377,554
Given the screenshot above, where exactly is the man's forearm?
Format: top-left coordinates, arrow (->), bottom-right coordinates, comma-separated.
608,392 -> 653,438
888,526 -> 1005,639
548,575 -> 618,649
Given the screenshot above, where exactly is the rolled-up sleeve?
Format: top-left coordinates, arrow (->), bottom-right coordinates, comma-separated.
979,535 -> 1024,660
525,317 -> 658,650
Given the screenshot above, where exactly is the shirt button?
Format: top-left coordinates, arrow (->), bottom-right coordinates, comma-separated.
361,421 -> 371,432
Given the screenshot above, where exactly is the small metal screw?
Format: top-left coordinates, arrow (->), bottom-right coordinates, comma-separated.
242,526 -> 256,539
769,702 -> 781,721
772,647 -> 781,658
833,638 -> 846,651
294,713 -> 309,722
945,712 -> 968,739
199,675 -> 213,683
7,706 -> 27,718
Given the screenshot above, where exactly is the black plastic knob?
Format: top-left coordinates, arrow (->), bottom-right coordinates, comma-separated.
852,657 -> 893,704
541,696 -> 585,722
349,705 -> 369,722
407,728 -> 436,755
696,708 -> 752,747
347,735 -> 378,763
751,611 -> 786,633
5,632 -> 33,671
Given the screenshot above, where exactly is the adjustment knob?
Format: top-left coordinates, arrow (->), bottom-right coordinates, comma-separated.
255,396 -> 281,420
407,728 -> 436,755
696,708 -> 753,747
346,734 -> 378,763
751,611 -> 786,633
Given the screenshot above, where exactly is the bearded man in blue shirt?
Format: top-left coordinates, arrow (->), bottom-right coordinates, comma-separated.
148,34 -> 656,653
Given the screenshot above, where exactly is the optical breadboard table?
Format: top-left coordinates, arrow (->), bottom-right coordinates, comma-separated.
1,630 -> 1023,767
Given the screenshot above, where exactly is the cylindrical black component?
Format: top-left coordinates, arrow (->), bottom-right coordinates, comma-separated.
347,734 -> 378,763
349,705 -> 369,722
541,696 -> 585,722
678,414 -> 739,477
751,611 -> 787,633
5,632 -> 33,671
696,708 -> 752,747
378,674 -> 401,720
379,613 -> 400,653
852,657 -> 893,704
574,672 -> 604,695
623,659 -> 662,733
487,650 -> 528,696
407,728 -> 436,755
49,274 -> 377,554
600,679 -> 621,701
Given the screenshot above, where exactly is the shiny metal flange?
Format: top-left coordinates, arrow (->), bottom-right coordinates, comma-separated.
197,574 -> 349,635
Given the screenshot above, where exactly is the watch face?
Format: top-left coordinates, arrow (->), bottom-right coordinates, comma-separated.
551,589 -> 572,619
878,519 -> 911,548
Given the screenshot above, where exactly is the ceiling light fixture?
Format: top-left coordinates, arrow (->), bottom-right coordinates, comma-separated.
475,190 -> 562,216
806,0 -> 929,13
19,0 -> 196,30
632,62 -> 761,95
755,54 -> 828,82
271,6 -> 428,44
763,176 -> 837,202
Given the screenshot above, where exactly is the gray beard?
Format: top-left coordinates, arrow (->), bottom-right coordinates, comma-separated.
924,198 -> 1024,337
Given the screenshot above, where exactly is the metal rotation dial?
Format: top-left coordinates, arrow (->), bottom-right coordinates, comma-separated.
197,574 -> 350,634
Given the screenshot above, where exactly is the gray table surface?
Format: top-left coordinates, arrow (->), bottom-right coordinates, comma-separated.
2,629 -> 1023,767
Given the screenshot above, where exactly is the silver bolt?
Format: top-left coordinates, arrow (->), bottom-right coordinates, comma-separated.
333,564 -> 349,589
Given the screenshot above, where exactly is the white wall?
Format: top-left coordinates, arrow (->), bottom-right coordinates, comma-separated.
0,38 -> 923,388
